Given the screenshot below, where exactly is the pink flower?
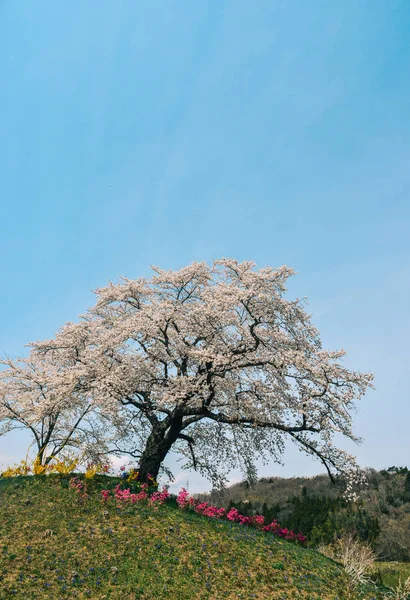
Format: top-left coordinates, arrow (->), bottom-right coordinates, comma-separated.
252,515 -> 265,527
101,489 -> 110,501
176,488 -> 191,509
194,502 -> 209,514
226,508 -> 240,522
149,488 -> 170,505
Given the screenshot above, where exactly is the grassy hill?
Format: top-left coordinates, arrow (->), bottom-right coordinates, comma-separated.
0,475 -> 393,599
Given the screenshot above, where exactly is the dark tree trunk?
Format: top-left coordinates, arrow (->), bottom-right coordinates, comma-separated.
137,416 -> 183,483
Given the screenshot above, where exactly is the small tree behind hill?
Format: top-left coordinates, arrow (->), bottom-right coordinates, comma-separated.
0,354 -> 108,466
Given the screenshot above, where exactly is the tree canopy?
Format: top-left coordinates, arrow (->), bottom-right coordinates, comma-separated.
1,259 -> 374,490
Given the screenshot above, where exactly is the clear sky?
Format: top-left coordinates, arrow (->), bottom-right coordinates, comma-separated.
1,1 -> 409,494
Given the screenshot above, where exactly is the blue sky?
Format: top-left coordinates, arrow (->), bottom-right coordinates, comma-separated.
1,1 -> 409,493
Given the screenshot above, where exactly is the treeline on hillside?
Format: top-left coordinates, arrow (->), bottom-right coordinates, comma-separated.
196,467 -> 410,562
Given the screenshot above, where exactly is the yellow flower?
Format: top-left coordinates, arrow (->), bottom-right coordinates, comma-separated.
33,458 -> 48,475
127,469 -> 139,482
85,465 -> 98,479
51,458 -> 79,476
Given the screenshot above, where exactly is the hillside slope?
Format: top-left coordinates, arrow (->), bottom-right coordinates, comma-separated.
0,475 -> 390,599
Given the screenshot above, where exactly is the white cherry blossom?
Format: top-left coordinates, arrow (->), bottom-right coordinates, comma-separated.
24,258 -> 374,488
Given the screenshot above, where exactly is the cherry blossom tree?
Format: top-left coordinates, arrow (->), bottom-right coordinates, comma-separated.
0,353 -> 106,466
31,259 -> 374,488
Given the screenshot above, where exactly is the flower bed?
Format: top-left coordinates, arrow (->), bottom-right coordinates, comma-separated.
175,488 -> 306,543
95,481 -> 306,544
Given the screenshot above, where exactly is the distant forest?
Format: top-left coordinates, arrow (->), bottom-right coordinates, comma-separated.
196,467 -> 410,562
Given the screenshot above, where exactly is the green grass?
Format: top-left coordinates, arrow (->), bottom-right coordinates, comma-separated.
0,475 -> 393,599
371,562 -> 410,592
